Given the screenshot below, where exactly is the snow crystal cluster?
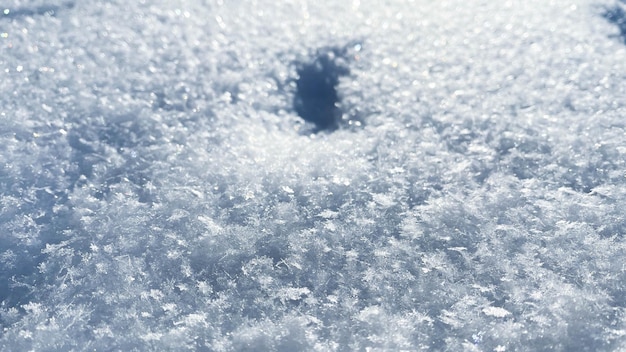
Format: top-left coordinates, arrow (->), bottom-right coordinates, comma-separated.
1,0 -> 626,350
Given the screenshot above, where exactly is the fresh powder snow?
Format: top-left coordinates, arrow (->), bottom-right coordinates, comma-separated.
1,0 -> 626,351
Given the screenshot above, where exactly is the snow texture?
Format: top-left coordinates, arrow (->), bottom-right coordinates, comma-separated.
1,0 -> 626,350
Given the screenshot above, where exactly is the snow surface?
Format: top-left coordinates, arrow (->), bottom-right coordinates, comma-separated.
1,0 -> 626,350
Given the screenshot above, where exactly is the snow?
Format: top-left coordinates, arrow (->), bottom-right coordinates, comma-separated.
482,306 -> 511,318
1,0 -> 626,350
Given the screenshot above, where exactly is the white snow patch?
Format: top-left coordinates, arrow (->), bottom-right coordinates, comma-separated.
482,307 -> 511,318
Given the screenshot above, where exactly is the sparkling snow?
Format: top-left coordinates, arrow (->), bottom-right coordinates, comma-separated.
1,0 -> 626,350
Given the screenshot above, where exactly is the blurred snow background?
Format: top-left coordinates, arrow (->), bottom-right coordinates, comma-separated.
1,0 -> 626,350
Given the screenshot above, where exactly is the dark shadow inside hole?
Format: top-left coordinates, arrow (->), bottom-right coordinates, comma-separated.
294,48 -> 350,132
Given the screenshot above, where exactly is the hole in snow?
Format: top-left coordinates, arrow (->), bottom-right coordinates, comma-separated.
293,45 -> 355,132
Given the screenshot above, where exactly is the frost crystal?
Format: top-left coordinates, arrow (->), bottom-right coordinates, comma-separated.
482,307 -> 511,318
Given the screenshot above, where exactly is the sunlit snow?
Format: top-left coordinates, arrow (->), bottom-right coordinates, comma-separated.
1,0 -> 626,350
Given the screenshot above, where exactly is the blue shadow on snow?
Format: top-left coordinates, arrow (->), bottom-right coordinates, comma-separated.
603,2 -> 626,44
293,47 -> 351,132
